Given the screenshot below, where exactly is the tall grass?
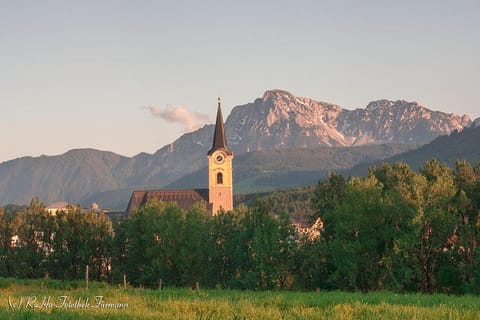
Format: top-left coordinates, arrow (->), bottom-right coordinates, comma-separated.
0,278 -> 479,319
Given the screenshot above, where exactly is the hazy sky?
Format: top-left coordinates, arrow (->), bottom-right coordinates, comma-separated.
1,1 -> 479,162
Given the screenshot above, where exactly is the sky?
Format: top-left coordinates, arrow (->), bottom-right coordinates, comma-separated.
1,0 -> 479,163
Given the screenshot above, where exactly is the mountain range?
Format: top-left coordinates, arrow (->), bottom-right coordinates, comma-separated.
226,90 -> 470,150
347,124 -> 480,177
0,89 -> 474,209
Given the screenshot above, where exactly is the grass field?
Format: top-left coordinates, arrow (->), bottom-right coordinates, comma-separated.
0,278 -> 479,319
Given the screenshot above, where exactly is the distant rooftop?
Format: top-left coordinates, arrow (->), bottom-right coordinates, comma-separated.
46,201 -> 69,209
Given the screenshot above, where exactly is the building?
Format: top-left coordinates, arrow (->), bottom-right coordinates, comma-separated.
125,97 -> 234,216
207,97 -> 234,214
45,201 -> 70,215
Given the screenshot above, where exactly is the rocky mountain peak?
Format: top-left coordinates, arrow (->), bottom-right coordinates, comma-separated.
365,99 -> 427,112
365,99 -> 395,110
258,89 -> 341,119
225,90 -> 472,152
261,89 -> 296,102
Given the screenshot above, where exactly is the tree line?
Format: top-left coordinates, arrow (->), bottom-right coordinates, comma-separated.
0,199 -> 112,280
1,159 -> 479,293
310,159 -> 480,293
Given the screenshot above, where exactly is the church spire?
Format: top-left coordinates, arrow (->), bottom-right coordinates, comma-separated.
208,97 -> 232,156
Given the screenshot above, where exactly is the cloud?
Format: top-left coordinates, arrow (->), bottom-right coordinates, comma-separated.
146,105 -> 210,132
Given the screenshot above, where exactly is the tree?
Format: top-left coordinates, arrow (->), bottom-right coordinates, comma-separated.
370,162 -> 425,292
45,207 -> 113,281
293,231 -> 329,290
121,200 -> 172,287
311,173 -> 346,219
111,218 -> 129,284
120,200 -> 212,288
417,159 -> 457,292
176,204 -> 211,287
0,208 -> 10,276
326,175 -> 391,291
205,206 -> 246,288
450,160 -> 480,292
311,173 -> 346,243
10,198 -> 50,278
240,201 -> 296,290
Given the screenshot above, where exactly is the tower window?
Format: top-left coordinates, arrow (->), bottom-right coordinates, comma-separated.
217,172 -> 223,184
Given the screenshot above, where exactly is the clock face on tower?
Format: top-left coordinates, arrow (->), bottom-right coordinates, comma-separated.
215,153 -> 225,164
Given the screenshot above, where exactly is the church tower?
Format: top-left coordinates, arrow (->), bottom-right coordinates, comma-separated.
208,97 -> 233,214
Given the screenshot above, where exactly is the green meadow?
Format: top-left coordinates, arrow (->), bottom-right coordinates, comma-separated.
0,278 -> 479,319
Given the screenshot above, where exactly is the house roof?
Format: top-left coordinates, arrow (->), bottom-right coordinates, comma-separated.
125,188 -> 210,216
46,201 -> 70,210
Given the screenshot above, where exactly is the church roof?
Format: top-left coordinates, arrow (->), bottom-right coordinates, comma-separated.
208,97 -> 232,156
125,188 -> 210,216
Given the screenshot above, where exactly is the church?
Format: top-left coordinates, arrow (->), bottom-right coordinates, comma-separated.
125,98 -> 233,216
